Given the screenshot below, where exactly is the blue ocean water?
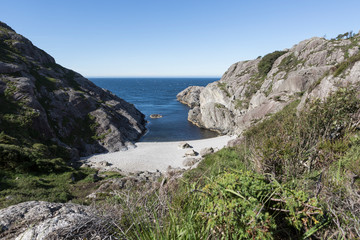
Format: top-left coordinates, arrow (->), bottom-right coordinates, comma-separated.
89,78 -> 219,142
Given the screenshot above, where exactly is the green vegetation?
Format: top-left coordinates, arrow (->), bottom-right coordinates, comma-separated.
111,86 -> 360,239
334,31 -> 356,40
64,69 -> 82,91
0,79 -> 101,208
0,167 -> 100,208
258,50 -> 287,77
215,103 -> 225,109
217,82 -> 231,97
277,53 -> 303,73
233,51 -> 288,110
61,114 -> 99,147
30,68 -> 58,91
234,99 -> 245,109
333,51 -> 360,77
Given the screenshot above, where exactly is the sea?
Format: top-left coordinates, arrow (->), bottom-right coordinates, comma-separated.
89,77 -> 219,142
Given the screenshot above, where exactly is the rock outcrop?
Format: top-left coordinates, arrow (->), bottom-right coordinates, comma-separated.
0,21 -> 146,157
0,201 -> 94,240
176,86 -> 204,108
178,34 -> 360,135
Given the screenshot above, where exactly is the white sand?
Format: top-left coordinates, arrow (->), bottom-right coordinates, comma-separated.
82,135 -> 235,173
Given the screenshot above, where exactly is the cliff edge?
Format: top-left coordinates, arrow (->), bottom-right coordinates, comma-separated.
0,21 -> 146,160
178,32 -> 360,135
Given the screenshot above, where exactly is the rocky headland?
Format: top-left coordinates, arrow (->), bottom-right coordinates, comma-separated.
178,33 -> 360,135
0,21 -> 146,158
2,20 -> 360,239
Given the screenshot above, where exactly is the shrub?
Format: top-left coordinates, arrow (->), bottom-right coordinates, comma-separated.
333,51 -> 360,77
178,170 -> 326,239
244,87 -> 360,179
258,51 -> 287,76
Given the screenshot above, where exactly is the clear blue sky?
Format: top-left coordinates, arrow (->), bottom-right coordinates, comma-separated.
2,0 -> 360,77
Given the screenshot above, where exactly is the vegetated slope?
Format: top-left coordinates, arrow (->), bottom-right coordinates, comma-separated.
178,31 -> 360,134
167,88 -> 360,239
167,32 -> 360,239
0,21 -> 146,172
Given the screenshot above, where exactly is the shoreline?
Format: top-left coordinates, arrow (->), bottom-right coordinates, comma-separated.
82,135 -> 236,173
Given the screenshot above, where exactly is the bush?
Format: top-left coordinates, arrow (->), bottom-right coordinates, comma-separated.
333,51 -> 360,77
258,51 -> 287,76
244,87 -> 360,179
176,170 -> 326,239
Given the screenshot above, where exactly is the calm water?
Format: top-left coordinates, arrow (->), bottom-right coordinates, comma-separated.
89,78 -> 219,142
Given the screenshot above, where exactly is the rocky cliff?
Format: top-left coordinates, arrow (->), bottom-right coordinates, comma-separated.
0,22 -> 146,159
178,32 -> 360,135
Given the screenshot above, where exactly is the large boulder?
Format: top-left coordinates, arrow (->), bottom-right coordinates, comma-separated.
0,201 -> 94,240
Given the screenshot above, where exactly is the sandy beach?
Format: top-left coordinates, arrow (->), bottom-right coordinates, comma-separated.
82,135 -> 235,173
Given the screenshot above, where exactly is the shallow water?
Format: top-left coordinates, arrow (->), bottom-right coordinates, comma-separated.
89,77 -> 219,142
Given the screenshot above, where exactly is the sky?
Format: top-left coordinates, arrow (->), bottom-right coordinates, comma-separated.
2,0 -> 360,77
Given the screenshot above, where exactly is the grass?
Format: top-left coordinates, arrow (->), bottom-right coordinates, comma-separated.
258,50 -> 287,77
0,167 -> 100,208
134,86 -> 360,239
333,51 -> 360,77
217,82 -> 231,97
30,68 -> 58,92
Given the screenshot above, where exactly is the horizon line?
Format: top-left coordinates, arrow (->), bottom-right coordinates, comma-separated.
86,75 -> 221,78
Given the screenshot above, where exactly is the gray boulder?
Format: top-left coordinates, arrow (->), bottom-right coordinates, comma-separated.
178,142 -> 193,149
184,149 -> 199,157
0,201 -> 93,240
200,147 -> 214,157
182,158 -> 199,167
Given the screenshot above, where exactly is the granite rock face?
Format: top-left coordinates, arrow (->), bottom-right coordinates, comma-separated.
0,21 -> 146,157
0,201 -> 94,240
178,35 -> 360,135
176,86 -> 204,108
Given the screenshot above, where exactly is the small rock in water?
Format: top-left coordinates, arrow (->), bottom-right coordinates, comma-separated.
150,114 -> 163,119
178,142 -> 193,149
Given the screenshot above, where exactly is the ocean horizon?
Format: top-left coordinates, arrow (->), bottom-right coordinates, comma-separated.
89,77 -> 220,142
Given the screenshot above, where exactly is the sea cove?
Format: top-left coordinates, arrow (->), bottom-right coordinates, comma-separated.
90,77 -> 219,141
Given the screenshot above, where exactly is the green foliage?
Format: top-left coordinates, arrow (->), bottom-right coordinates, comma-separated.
234,99 -> 246,109
321,135 -> 360,238
244,87 -> 360,179
161,86 -> 360,239
0,40 -> 17,63
0,80 -> 69,175
335,31 -> 356,40
183,147 -> 249,183
30,68 -> 58,91
171,170 -> 327,239
196,170 -> 276,239
277,53 -> 303,75
215,103 -> 225,109
0,167 -> 99,208
0,142 -> 69,173
64,69 -> 82,91
258,50 -> 287,76
244,75 -> 266,100
217,82 -> 231,97
61,114 -> 99,146
333,51 -> 360,77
